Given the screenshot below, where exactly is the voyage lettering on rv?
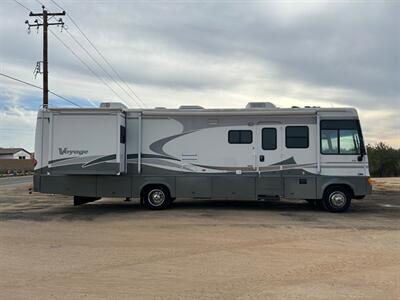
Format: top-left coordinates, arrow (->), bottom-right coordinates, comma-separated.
58,148 -> 88,155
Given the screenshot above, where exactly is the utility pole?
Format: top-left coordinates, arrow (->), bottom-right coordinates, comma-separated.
26,6 -> 65,109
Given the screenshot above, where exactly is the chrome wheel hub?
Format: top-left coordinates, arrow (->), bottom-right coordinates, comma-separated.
329,191 -> 346,208
148,189 -> 165,206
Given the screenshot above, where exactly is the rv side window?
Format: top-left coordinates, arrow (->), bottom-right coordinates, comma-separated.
262,128 -> 277,150
285,126 -> 309,148
320,120 -> 363,155
228,130 -> 253,144
120,126 -> 126,144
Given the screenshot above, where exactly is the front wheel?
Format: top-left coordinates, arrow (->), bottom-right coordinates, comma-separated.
142,186 -> 172,210
322,186 -> 352,213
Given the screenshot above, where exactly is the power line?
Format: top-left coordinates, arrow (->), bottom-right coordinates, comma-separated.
12,0 -> 118,108
50,91 -> 82,108
34,0 -> 44,6
12,0 -> 137,108
50,0 -> 147,108
49,29 -> 129,106
63,28 -> 143,108
0,72 -> 82,107
11,1 -> 93,108
12,0 -> 31,12
1,72 -> 41,90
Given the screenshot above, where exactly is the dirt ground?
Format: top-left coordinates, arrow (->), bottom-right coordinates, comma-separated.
0,178 -> 399,300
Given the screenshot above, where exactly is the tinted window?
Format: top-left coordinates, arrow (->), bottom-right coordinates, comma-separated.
321,120 -> 359,130
228,130 -> 253,144
286,126 -> 309,148
262,128 -> 277,150
120,126 -> 126,144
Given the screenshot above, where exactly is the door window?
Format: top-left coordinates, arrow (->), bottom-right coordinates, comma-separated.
262,128 -> 277,150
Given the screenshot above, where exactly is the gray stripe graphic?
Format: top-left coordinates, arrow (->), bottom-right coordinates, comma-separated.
149,130 -> 197,157
82,154 -> 117,168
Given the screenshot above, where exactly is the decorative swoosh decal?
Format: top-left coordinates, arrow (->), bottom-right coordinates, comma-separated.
149,130 -> 197,157
49,157 -> 77,164
271,157 -> 296,165
82,154 -> 116,168
193,157 -> 300,171
127,153 -> 181,162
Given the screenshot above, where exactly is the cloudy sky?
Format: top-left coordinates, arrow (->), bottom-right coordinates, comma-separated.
0,0 -> 399,151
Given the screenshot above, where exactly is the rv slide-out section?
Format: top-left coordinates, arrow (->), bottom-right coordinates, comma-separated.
33,103 -> 372,212
35,108 -> 127,175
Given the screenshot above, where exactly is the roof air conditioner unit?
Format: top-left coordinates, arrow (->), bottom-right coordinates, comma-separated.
246,102 -> 276,109
179,105 -> 204,109
100,102 -> 128,110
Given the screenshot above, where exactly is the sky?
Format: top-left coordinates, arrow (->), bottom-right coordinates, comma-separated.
0,0 -> 399,151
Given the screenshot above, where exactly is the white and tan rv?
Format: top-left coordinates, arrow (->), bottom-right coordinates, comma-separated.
33,102 -> 372,212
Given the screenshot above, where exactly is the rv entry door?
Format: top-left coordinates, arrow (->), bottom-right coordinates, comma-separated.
255,125 -> 283,197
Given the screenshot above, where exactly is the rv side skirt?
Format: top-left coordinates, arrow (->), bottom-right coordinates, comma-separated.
33,173 -> 372,200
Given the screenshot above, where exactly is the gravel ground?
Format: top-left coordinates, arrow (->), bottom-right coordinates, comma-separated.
0,177 -> 399,299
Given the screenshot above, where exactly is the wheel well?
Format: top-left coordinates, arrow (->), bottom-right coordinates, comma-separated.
140,184 -> 171,198
323,184 -> 354,198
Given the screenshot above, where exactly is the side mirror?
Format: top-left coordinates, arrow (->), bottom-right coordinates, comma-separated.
357,154 -> 364,162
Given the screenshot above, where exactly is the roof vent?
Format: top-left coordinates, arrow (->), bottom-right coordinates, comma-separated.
179,105 -> 204,109
246,102 -> 276,109
100,102 -> 128,110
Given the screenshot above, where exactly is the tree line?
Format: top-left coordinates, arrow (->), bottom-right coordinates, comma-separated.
367,143 -> 400,177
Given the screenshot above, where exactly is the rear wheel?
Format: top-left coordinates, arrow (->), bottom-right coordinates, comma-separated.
322,186 -> 351,213
142,186 -> 172,210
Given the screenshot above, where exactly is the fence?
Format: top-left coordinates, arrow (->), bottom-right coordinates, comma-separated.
0,159 -> 34,175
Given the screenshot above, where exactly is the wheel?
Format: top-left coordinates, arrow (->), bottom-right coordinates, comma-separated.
322,186 -> 352,213
142,186 -> 171,210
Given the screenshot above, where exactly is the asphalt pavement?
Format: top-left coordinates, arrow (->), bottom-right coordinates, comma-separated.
0,176 -> 33,187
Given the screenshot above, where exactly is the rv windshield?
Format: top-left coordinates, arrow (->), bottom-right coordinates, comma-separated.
320,120 -> 365,155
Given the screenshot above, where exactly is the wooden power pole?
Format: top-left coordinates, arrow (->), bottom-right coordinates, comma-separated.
26,6 -> 65,108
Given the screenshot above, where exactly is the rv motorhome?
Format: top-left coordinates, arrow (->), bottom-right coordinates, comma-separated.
33,102 -> 372,212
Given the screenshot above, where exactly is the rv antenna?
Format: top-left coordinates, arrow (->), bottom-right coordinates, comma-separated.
26,6 -> 66,108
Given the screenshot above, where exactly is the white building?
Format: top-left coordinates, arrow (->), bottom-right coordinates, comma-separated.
0,148 -> 32,160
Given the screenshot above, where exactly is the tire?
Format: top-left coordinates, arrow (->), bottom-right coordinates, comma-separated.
322,186 -> 352,213
142,186 -> 172,210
